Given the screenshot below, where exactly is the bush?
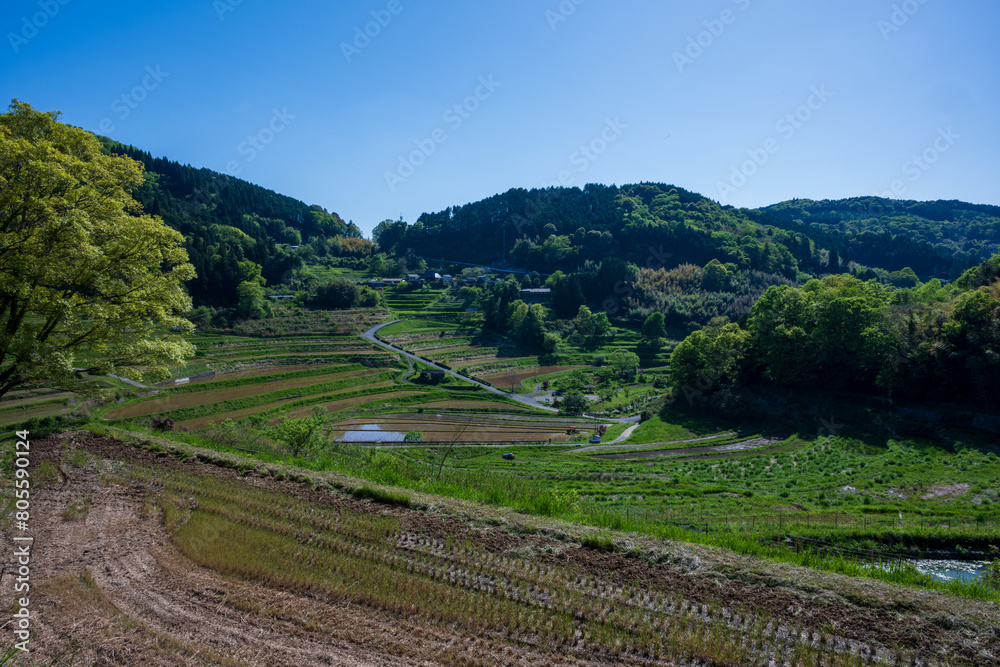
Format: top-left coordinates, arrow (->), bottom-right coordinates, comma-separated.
582,533 -> 616,552
151,416 -> 174,432
985,559 -> 1000,591
352,485 -> 411,507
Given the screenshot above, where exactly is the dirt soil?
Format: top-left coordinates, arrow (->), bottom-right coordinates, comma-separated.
4,432 -> 999,666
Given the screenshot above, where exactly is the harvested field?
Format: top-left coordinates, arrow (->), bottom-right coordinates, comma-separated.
0,391 -> 75,408
212,350 -> 395,362
330,415 -> 600,443
9,431 -> 998,666
172,382 -> 402,430
407,400 -> 534,412
0,401 -> 72,425
274,390 -> 427,423
105,368 -> 387,420
477,365 -> 587,383
448,356 -> 533,370
169,364 -> 333,386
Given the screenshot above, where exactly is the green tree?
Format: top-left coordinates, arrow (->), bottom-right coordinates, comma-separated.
312,278 -> 361,309
609,348 -> 640,377
236,280 -> 267,319
668,317 -> 749,397
701,259 -> 731,291
641,311 -> 666,342
269,407 -> 328,456
0,100 -> 195,398
560,392 -> 588,413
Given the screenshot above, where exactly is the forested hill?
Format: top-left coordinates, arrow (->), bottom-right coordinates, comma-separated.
761,197 -> 1000,276
101,140 -> 360,306
377,183 -> 997,283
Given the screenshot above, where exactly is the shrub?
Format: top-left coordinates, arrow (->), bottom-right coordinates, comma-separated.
353,485 -> 411,507
985,559 -> 1000,591
151,416 -> 175,432
581,533 -> 616,552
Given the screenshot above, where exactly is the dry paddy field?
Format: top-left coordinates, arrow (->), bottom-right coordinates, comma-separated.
105,368 -> 388,420
171,383 -> 410,430
477,365 -> 588,384
9,431 -> 998,666
330,414 -> 604,443
407,399 -> 535,412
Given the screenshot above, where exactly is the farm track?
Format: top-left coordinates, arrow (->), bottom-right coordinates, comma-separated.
10,432 -> 998,666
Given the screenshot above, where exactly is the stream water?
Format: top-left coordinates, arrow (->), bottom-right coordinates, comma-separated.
912,559 -> 989,583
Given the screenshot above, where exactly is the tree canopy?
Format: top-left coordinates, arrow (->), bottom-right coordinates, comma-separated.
0,100 -> 195,398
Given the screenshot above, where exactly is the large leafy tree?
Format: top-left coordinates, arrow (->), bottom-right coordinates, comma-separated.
669,317 -> 749,394
0,100 -> 195,399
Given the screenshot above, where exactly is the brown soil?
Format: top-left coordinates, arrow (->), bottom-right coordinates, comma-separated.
211,350 -> 390,362
4,432 -> 999,666
478,365 -> 587,383
105,368 -> 387,420
176,363 -> 333,385
173,382 -> 402,430
408,400 -> 533,412
274,389 -> 427,423
329,415 -> 599,443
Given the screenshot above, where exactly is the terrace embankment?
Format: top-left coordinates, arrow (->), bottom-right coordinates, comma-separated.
6,431 -> 999,666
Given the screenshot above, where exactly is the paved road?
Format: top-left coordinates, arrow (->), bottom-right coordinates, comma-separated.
362,320 -> 640,425
108,374 -> 149,389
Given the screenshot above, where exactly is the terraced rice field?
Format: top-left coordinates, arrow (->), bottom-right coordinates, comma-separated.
273,390 -> 428,423
105,368 -> 389,420
172,383 -> 407,430
477,365 -> 588,384
407,400 -> 534,412
330,413 -> 601,443
26,432 -> 993,666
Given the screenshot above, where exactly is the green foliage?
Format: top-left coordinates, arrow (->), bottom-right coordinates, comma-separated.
984,558 -> 1000,591
0,100 -> 196,399
608,348 -> 640,376
640,311 -> 666,342
352,485 -> 412,507
559,392 -> 588,413
701,259 -> 731,291
268,407 -> 328,457
669,318 -> 749,395
746,276 -> 895,389
311,278 -> 381,310
236,280 -> 268,319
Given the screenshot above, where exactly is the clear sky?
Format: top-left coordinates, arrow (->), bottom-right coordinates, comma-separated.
3,0 -> 998,236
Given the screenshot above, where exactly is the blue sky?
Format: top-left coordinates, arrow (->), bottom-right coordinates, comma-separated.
3,0 -> 998,236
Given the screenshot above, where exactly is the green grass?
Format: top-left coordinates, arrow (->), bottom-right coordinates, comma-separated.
627,413 -> 725,444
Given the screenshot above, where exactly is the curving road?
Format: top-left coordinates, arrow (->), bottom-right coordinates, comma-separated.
362,320 -> 640,425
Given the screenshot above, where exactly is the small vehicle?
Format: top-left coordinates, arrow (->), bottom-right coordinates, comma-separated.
566,426 -> 579,435
589,435 -> 602,444
502,453 -> 516,460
